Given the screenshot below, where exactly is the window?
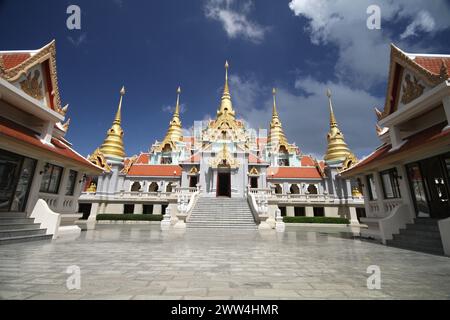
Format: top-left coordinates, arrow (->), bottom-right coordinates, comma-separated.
124,204 -> 134,214
131,182 -> 141,192
278,206 -> 286,217
366,174 -> 378,201
294,207 -> 305,216
406,163 -> 430,218
278,158 -> 289,166
143,204 -> 153,214
65,170 -> 77,196
40,163 -> 63,194
307,184 -> 318,194
0,149 -> 36,212
380,168 -> 401,199
313,207 -> 325,217
290,184 -> 300,194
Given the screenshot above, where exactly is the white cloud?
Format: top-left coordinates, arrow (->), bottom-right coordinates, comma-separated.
205,0 -> 267,43
400,11 -> 436,39
288,0 -> 450,88
229,74 -> 382,158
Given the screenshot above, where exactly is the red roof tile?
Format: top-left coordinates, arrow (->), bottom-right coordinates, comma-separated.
1,53 -> 31,70
248,153 -> 266,164
267,167 -> 322,179
342,122 -> 450,176
413,56 -> 450,75
301,155 -> 315,166
135,153 -> 149,164
0,116 -> 102,173
127,165 -> 182,177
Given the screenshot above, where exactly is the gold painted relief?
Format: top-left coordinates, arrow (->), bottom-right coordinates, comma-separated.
19,70 -> 43,100
401,74 -> 425,105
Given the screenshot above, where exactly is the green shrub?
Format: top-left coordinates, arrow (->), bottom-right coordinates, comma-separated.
96,214 -> 163,221
283,216 -> 349,224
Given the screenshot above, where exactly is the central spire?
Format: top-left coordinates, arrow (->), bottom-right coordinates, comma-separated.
217,60 -> 235,119
99,86 -> 126,161
159,86 -> 183,149
324,89 -> 354,163
268,88 -> 288,148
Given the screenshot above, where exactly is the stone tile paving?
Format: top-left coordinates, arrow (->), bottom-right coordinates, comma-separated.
0,225 -> 449,300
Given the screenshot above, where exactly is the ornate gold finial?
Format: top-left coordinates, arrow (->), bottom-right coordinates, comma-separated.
61,104 -> 69,115
324,89 -> 355,164
268,87 -> 288,148
99,86 -> 126,161
216,60 -> 235,120
374,107 -> 383,121
86,182 -> 97,193
156,86 -> 183,151
62,118 -> 70,131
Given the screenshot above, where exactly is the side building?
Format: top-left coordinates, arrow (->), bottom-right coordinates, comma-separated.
342,44 -> 450,256
0,41 -> 103,242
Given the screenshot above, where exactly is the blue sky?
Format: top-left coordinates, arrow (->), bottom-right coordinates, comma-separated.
1,0 -> 450,159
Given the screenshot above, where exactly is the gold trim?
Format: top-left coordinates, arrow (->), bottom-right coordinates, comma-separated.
2,40 -> 63,115
88,148 -> 111,172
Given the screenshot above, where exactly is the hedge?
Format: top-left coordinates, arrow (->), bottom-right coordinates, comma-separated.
96,214 -> 163,221
283,216 -> 349,224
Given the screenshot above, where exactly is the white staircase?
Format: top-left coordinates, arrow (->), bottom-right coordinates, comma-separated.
187,197 -> 257,230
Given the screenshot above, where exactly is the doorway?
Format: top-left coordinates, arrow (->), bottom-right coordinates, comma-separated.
216,171 -> 231,197
189,176 -> 198,188
407,153 -> 450,219
250,177 -> 258,188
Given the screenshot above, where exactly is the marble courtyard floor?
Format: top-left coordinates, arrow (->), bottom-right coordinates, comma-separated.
0,224 -> 449,300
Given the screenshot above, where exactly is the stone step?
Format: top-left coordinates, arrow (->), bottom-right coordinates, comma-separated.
0,217 -> 35,224
0,228 -> 47,238
386,239 -> 444,255
0,223 -> 42,231
392,234 -> 443,247
398,228 -> 442,240
187,225 -> 257,229
0,212 -> 28,218
414,218 -> 440,226
0,234 -> 52,245
404,224 -> 440,232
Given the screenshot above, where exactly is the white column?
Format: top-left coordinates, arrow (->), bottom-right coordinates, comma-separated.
56,167 -> 71,212
396,165 -> 415,220
134,204 -> 143,214
39,121 -> 53,145
373,171 -> 386,217
305,206 -> 314,217
389,125 -> 403,151
286,206 -> 295,217
25,160 -> 46,216
443,96 -> 450,131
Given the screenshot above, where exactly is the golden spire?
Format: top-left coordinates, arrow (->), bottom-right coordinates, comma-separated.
99,86 -> 126,161
324,89 -> 354,163
267,88 -> 288,147
159,86 -> 183,149
216,60 -> 235,119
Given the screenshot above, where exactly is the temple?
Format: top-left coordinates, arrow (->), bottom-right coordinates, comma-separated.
80,61 -> 365,228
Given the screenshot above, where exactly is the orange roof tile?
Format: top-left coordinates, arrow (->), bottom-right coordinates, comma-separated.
301,155 -> 315,166
135,153 -> 149,164
342,122 -> 450,176
413,56 -> 450,75
1,53 -> 31,70
0,116 -> 102,173
127,165 -> 182,177
248,153 -> 266,164
267,167 -> 322,179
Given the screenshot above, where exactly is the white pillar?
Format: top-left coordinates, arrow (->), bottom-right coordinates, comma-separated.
373,172 -> 386,217
25,160 -> 46,216
389,125 -> 403,150
153,204 -> 162,214
305,206 -> 314,217
134,204 -> 143,214
286,206 -> 295,217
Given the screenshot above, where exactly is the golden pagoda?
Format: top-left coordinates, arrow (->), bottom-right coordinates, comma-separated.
267,88 -> 289,148
210,61 -> 240,131
323,89 -> 355,164
98,86 -> 126,161
156,86 -> 183,150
